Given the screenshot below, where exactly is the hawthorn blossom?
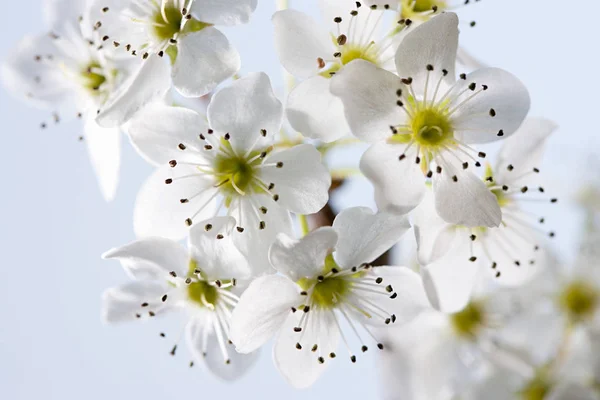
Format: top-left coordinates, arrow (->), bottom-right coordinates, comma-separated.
91,0 -> 256,126
273,0 -> 410,142
102,217 -> 258,380
413,118 -> 558,312
230,207 -> 430,388
0,0 -> 146,200
128,72 -> 331,272
331,12 -> 530,227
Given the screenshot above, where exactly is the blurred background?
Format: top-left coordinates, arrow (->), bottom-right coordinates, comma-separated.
0,0 -> 597,399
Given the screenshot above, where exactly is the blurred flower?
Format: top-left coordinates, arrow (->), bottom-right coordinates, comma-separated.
102,216 -> 258,380
230,207 -> 429,388
331,13 -> 530,226
128,73 -> 331,273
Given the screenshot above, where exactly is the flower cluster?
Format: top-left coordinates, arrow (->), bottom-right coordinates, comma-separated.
4,0 -> 600,398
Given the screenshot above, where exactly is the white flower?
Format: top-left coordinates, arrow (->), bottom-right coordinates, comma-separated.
273,0 -> 409,142
128,72 -> 331,273
229,207 -> 430,388
90,0 -> 256,126
1,0 -> 143,201
102,216 -> 259,380
413,118 -> 559,312
331,13 -> 530,227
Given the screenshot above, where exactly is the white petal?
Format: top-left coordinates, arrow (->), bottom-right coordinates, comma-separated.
547,384 -> 598,400
422,238 -> 479,313
269,228 -> 338,281
360,142 -> 426,214
128,103 -> 208,166
230,275 -> 301,353
103,236 -> 189,280
44,0 -> 88,34
190,0 -> 257,25
273,310 -> 339,389
272,10 -> 334,79
133,165 -> 217,240
186,315 -> 259,381
84,119 -> 121,201
102,281 -> 172,323
286,76 -> 350,142
258,144 -> 331,214
494,117 -> 557,184
330,60 -> 404,142
207,72 -> 283,153
318,0 -> 383,37
173,28 -> 240,98
188,216 -> 252,280
97,55 -> 172,128
451,68 -> 530,144
394,13 -> 459,96
332,207 -> 410,269
432,156 -> 502,228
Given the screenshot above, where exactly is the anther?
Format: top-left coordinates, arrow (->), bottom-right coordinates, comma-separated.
351,355 -> 357,363
185,218 -> 193,226
296,343 -> 302,350
489,109 -> 496,117
205,224 -> 213,231
178,143 -> 186,150
162,294 -> 168,302
469,256 -> 477,262
377,343 -> 384,350
337,35 -> 347,45
361,346 -> 368,353
259,221 -> 266,230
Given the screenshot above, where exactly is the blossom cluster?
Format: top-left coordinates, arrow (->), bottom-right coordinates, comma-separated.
4,0 -> 600,398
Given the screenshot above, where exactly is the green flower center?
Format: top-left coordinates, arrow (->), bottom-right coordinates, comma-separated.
401,0 -> 447,18
187,280 -> 219,308
152,3 -> 184,41
296,255 -> 355,309
450,302 -> 485,338
411,106 -> 454,146
559,281 -> 599,322
319,38 -> 381,79
519,376 -> 552,400
212,141 -> 264,203
81,61 -> 107,93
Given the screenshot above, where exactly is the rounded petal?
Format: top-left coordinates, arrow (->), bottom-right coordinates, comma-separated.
451,68 -> 530,144
207,72 -> 283,153
269,228 -> 338,281
97,55 -> 172,128
103,236 -> 189,280
128,103 -> 208,166
84,119 -> 121,201
230,275 -> 301,354
44,0 -> 88,35
273,310 -> 339,389
422,238 -> 479,313
330,60 -> 404,142
190,0 -> 257,26
102,281 -> 172,323
173,28 -> 240,98
360,142 -> 426,215
332,207 -> 410,269
432,157 -> 502,228
188,216 -> 252,280
272,10 -> 334,79
394,13 -> 459,95
133,165 -> 217,240
258,144 -> 331,214
286,76 -> 350,142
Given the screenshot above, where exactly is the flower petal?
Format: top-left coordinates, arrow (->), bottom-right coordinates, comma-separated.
207,72 -> 283,153
133,164 -> 217,240
272,9 -> 334,79
173,27 -> 240,98
128,103 -> 208,166
451,68 -> 530,144
83,119 -> 121,201
102,281 -> 172,323
257,144 -> 331,214
230,275 -> 301,353
190,0 -> 257,26
432,156 -> 502,228
332,207 -> 410,269
188,216 -> 252,280
102,236 -> 189,279
44,0 -> 88,35
286,76 -> 350,142
269,228 -> 338,281
394,13 -> 459,96
97,55 -> 172,128
330,60 -> 404,142
273,310 -> 339,389
547,384 -> 598,400
360,142 -> 426,214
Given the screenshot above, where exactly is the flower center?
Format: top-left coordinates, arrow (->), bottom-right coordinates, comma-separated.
297,255 -> 354,309
411,106 -> 454,146
212,142 -> 264,201
559,281 -> 599,322
450,302 -> 485,338
152,1 -> 211,43
81,61 -> 108,93
187,280 -> 219,308
519,376 -> 552,400
401,0 -> 447,19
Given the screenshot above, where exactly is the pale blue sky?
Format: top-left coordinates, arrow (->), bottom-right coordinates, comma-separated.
0,0 -> 597,399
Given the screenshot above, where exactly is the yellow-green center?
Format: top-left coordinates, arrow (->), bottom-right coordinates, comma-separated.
401,0 -> 447,19
297,255 -> 354,309
81,61 -> 107,93
152,3 -> 184,41
187,280 -> 219,307
320,39 -> 380,78
411,107 -> 454,146
212,141 -> 263,204
450,302 -> 485,338
559,281 -> 599,322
